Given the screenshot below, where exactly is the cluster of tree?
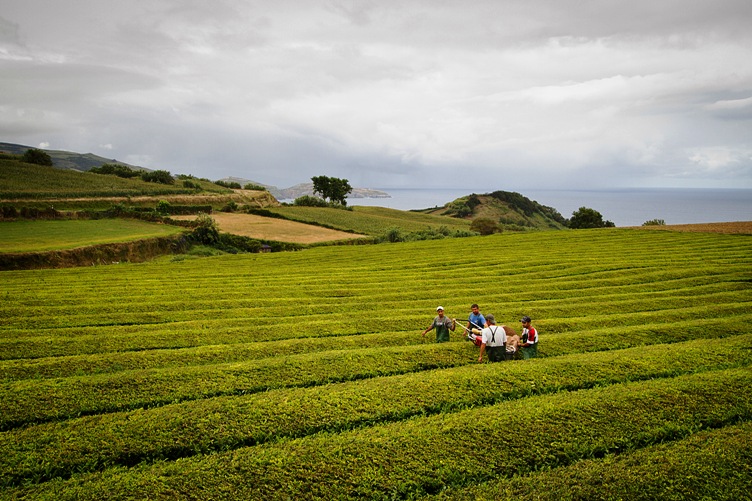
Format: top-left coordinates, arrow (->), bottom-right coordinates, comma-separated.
215,180 -> 242,189
469,217 -> 500,235
21,149 -> 53,166
90,163 -> 175,185
90,163 -> 141,178
311,176 -> 352,206
380,225 -> 477,243
568,207 -> 615,228
443,195 -> 481,218
643,219 -> 666,226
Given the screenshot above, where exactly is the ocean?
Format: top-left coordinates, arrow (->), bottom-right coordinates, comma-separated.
347,188 -> 752,227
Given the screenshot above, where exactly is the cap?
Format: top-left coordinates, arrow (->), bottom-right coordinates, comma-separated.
485,314 -> 495,324
436,306 -> 444,311
521,316 -> 532,323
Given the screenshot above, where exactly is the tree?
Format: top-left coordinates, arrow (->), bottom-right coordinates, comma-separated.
21,148 -> 53,166
192,213 -> 219,244
568,207 -> 615,229
642,219 -> 666,226
141,170 -> 175,185
311,176 -> 352,206
91,163 -> 140,178
470,217 -> 500,235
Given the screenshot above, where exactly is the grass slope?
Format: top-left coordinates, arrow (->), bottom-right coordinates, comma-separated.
0,219 -> 186,253
266,205 -> 472,236
423,191 -> 568,230
0,158 -> 201,199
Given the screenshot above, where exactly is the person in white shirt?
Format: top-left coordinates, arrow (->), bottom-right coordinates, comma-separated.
478,314 -> 507,363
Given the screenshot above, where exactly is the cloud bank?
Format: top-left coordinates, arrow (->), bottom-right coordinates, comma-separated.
1,0 -> 751,189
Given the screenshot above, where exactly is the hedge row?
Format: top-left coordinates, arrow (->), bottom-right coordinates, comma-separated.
434,421 -> 752,500
2,279 -> 748,332
3,311 -> 751,381
2,335 -> 750,487
7,368 -> 751,500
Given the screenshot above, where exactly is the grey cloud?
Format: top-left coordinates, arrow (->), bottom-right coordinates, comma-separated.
1,0 -> 751,189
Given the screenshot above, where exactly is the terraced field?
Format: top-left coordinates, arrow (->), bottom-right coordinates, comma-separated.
1,228 -> 751,499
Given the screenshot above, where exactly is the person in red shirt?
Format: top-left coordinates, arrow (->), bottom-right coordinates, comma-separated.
519,315 -> 538,359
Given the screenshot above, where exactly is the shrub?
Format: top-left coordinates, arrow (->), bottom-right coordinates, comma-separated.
568,207 -> 615,228
141,170 -> 175,185
215,180 -> 241,189
191,213 -> 219,245
90,163 -> 141,179
470,217 -> 500,235
294,195 -> 329,207
21,149 -> 53,166
385,227 -> 404,243
220,201 -> 238,212
244,183 -> 267,191
1,206 -> 19,219
643,219 -> 666,226
155,201 -> 171,215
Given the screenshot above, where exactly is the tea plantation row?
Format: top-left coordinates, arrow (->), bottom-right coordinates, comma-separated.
1,228 -> 751,499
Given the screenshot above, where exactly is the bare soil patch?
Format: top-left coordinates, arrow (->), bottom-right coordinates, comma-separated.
632,221 -> 752,234
172,213 -> 367,244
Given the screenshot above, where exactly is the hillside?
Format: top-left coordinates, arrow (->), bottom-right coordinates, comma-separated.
0,141 -> 145,173
219,177 -> 390,200
424,190 -> 568,230
0,156 -> 277,210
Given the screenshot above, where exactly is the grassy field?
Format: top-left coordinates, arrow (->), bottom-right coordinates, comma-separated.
0,219 -> 186,253
0,158 -> 210,199
172,212 -> 368,243
266,205 -> 473,235
1,228 -> 751,499
0,158 -> 282,211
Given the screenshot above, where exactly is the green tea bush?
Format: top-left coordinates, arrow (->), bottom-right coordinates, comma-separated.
1,228 -> 750,499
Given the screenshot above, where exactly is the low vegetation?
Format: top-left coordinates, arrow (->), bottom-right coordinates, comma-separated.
426,191 -> 568,230
0,219 -> 185,253
263,205 -> 473,237
1,228 -> 750,498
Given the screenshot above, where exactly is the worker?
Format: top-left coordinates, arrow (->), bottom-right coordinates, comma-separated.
478,314 -> 506,362
519,315 -> 539,359
422,306 -> 456,343
466,303 -> 486,341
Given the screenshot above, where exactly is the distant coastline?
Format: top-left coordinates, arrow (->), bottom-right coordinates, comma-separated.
347,187 -> 752,227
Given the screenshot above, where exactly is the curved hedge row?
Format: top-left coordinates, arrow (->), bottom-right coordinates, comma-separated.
1,334 -> 751,487
1,228 -> 750,498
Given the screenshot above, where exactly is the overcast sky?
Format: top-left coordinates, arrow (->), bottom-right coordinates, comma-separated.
1,0 -> 751,190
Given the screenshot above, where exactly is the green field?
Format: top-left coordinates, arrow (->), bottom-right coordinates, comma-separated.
0,219 -> 186,253
1,228 -> 751,499
0,158 -> 217,200
267,205 -> 473,235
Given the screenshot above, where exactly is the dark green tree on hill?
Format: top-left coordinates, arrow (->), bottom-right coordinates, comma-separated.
311,175 -> 352,206
141,170 -> 175,185
568,207 -> 615,228
21,149 -> 53,166
90,163 -> 141,178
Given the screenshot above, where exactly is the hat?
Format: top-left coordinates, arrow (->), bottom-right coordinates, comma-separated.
520,316 -> 532,323
485,314 -> 495,324
436,306 -> 444,311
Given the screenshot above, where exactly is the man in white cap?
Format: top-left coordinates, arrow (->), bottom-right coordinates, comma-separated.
422,306 -> 456,343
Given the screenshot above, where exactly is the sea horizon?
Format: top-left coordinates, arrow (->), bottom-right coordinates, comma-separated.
346,187 -> 752,227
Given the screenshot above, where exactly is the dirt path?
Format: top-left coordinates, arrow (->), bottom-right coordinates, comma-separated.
172,213 -> 367,244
